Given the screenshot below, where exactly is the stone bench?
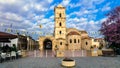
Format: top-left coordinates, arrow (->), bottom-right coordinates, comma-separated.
102,49 -> 116,57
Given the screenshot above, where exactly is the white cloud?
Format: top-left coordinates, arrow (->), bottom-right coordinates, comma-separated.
23,20 -> 34,26
38,19 -> 50,24
33,15 -> 44,21
0,0 -> 16,4
80,18 -> 87,22
34,4 -> 48,11
69,9 -> 98,19
49,5 -> 55,10
27,23 -> 40,31
49,3 -> 58,10
100,17 -> 107,23
101,2 -> 111,11
68,0 -> 105,9
67,17 -> 88,29
0,0 -> 111,39
68,17 -> 87,23
22,3 -> 49,12
68,17 -> 80,23
48,0 -> 53,3
50,15 -> 54,19
69,0 -> 104,8
0,11 -> 23,22
22,4 -> 31,11
69,3 -> 81,8
81,0 -> 105,9
7,13 -> 23,21
102,6 -> 111,12
61,0 -> 71,6
66,17 -> 106,33
0,0 -> 57,39
89,20 -> 95,24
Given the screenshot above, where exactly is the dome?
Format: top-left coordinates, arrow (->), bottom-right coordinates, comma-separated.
67,31 -> 80,36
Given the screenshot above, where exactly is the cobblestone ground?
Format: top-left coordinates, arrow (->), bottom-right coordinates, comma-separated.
0,56 -> 120,68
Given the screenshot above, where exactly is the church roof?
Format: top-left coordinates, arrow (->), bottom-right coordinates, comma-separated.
82,36 -> 91,40
80,30 -> 87,34
67,28 -> 86,32
67,31 -> 80,36
56,38 -> 65,40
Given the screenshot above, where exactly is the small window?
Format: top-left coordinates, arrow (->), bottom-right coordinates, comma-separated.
94,39 -> 97,42
59,13 -> 61,17
86,42 -> 88,45
59,22 -> 62,26
60,42 -> 62,45
74,39 -> 76,43
78,39 -> 79,43
59,31 -> 62,34
70,39 -> 72,43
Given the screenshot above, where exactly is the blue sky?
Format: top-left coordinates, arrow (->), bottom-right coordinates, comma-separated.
0,0 -> 120,40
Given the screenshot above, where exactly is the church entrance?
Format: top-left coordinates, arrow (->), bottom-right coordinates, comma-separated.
43,39 -> 52,50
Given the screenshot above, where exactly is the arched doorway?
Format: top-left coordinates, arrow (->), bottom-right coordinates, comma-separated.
43,39 -> 52,50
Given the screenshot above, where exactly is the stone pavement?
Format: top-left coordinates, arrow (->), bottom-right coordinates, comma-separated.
0,56 -> 120,68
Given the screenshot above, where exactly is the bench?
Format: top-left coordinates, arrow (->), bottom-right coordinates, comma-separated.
102,49 -> 116,57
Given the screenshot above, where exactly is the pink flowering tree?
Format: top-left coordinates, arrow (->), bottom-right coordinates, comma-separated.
100,6 -> 120,49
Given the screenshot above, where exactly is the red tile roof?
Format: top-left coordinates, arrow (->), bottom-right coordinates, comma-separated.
0,32 -> 17,39
67,31 -> 80,36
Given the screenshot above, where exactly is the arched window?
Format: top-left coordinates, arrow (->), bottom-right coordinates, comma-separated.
59,31 -> 62,34
78,39 -> 79,43
59,13 -> 61,17
74,39 -> 76,43
70,39 -> 72,43
86,42 -> 88,45
59,22 -> 62,26
60,42 -> 62,45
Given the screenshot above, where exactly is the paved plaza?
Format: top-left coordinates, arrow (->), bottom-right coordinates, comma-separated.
0,56 -> 120,68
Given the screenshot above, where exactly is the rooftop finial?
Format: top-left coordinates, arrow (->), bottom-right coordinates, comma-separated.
57,4 -> 63,7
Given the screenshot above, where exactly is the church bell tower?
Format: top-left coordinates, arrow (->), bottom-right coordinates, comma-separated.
54,4 -> 66,39
54,4 -> 66,50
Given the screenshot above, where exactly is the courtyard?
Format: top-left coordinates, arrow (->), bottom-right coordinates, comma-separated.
0,56 -> 120,68
0,0 -> 120,68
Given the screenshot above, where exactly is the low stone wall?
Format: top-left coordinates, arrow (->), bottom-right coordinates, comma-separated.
56,51 -> 64,57
21,50 -> 28,57
98,50 -> 103,56
91,50 -> 98,56
87,50 -> 103,56
86,50 -> 92,56
55,50 -> 104,57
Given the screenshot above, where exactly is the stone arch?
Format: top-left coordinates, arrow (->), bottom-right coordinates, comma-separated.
39,36 -> 56,51
43,39 -> 52,50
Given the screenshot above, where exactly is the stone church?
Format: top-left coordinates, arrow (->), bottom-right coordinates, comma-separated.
39,5 -> 97,51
